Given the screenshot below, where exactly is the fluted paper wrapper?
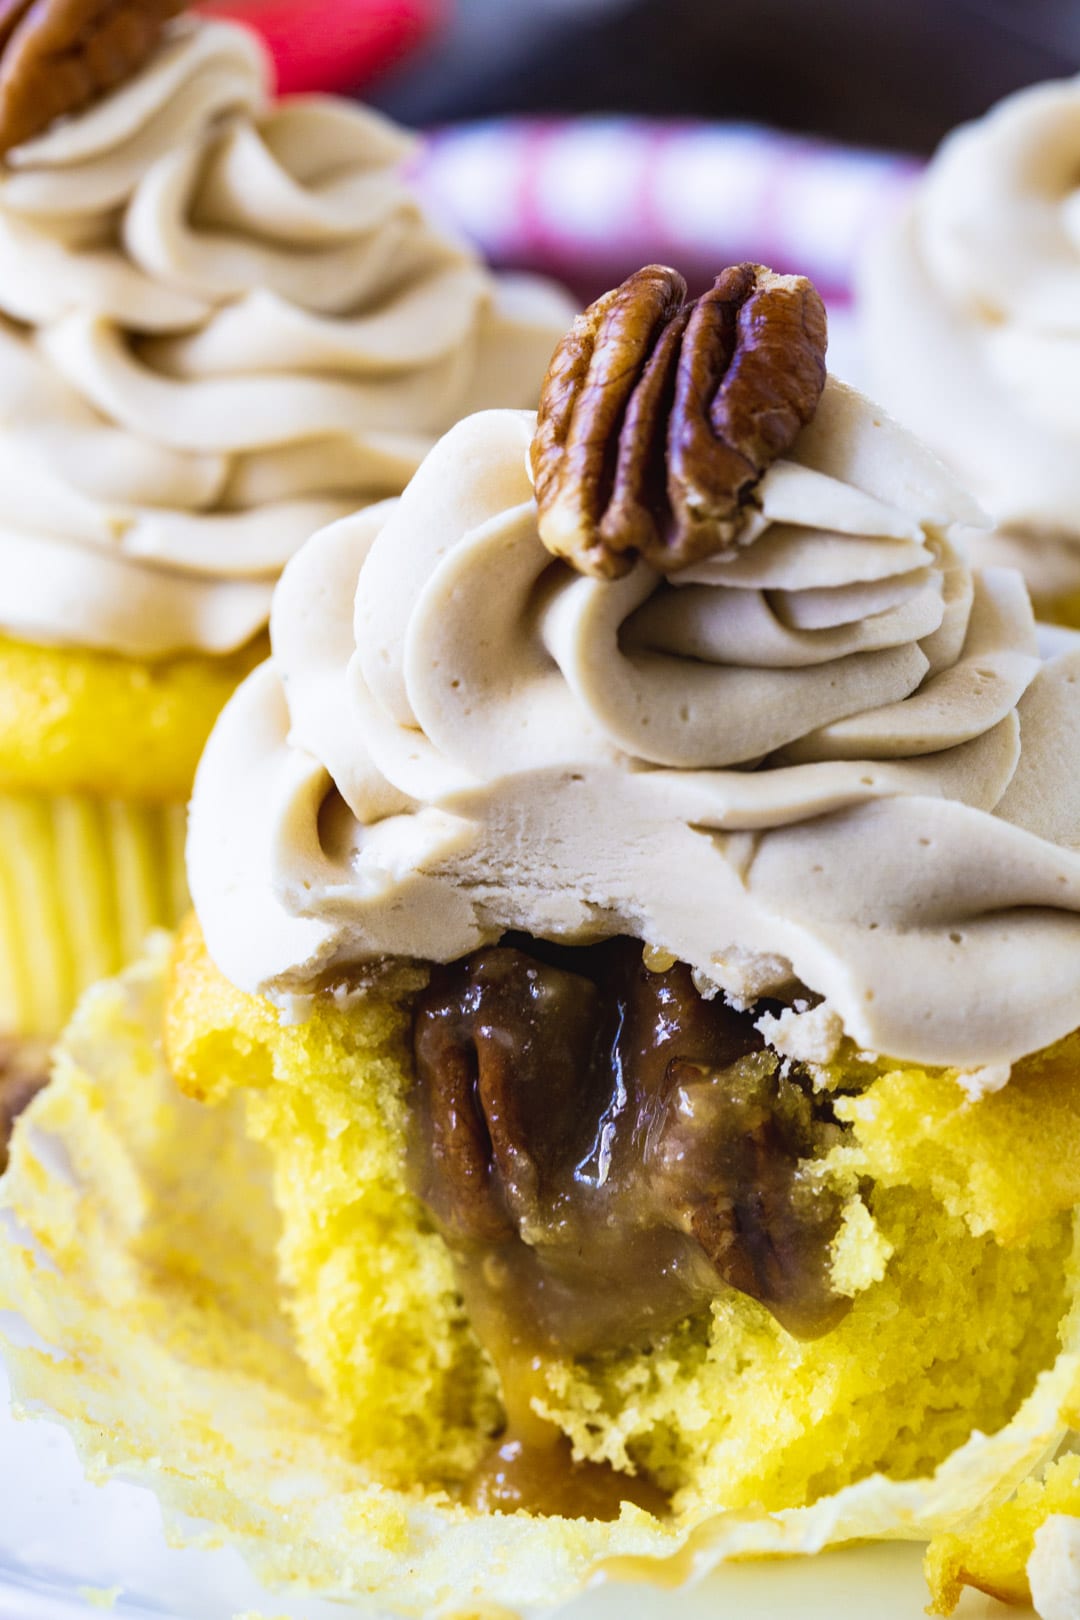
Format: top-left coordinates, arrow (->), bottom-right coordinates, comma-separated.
0,793 -> 187,1036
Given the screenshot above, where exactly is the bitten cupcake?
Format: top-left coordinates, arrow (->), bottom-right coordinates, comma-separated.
0,0 -> 573,1051
5,265 -> 1080,1617
859,75 -> 1080,628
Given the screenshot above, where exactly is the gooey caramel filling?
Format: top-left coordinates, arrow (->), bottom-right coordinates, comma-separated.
410,936 -> 850,1517
0,1039 -> 48,1175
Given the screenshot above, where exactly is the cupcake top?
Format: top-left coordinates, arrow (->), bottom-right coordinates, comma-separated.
0,9 -> 573,659
190,264 -> 1080,1070
859,76 -> 1080,604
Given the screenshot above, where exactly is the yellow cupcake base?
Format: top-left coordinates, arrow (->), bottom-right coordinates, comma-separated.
0,625 -> 264,1037
0,631 -> 266,804
2,936 -> 1080,1615
0,790 -> 188,1037
166,920 -> 1080,1573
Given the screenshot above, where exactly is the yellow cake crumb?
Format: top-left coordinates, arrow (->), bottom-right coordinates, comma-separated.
829,1198 -> 893,1296
925,1454 -> 1080,1612
78,1586 -> 122,1610
540,1185 -> 1071,1514
167,914 -> 500,1485
831,1037 -> 1080,1243
0,632 -> 267,803
166,920 -> 1080,1523
7,934 -> 1080,1614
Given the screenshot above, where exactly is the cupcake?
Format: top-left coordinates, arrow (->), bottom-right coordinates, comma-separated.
0,0 -> 573,1052
5,264 -> 1080,1616
859,75 -> 1080,628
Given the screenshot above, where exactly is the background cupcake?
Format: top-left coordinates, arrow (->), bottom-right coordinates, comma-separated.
0,1 -> 573,1046
858,76 -> 1080,628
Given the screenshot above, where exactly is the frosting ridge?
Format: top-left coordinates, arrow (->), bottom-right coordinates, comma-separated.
0,17 -> 574,658
189,383 -> 1080,1067
860,76 -> 1080,603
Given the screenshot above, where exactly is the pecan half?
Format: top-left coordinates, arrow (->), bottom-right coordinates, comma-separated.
0,0 -> 187,158
531,262 -> 828,579
411,946 -> 602,1245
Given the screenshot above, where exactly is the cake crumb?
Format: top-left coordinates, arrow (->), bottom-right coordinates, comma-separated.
954,1062 -> 1011,1101
757,1001 -> 843,1065
78,1588 -> 122,1611
830,1198 -> 893,1297
709,945 -> 793,1008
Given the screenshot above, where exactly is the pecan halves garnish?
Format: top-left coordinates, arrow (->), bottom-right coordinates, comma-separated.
530,262 -> 828,579
0,0 -> 187,158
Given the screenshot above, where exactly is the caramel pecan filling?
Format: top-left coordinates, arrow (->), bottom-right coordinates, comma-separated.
409,935 -> 850,1512
410,938 -> 850,1511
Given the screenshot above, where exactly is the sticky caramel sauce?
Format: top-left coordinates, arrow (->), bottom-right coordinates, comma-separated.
409,935 -> 848,1517
468,1431 -> 669,1519
455,1266 -> 671,1520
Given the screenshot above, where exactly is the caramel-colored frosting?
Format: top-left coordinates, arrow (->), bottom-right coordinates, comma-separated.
860,76 -> 1080,603
189,382 -> 1080,1068
0,18 -> 573,658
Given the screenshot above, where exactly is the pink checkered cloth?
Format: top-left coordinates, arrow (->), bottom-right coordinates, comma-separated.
410,118 -> 920,304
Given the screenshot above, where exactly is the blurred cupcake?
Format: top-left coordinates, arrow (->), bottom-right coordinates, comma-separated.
859,76 -> 1080,626
0,0 -> 573,1049
6,266 -> 1080,1616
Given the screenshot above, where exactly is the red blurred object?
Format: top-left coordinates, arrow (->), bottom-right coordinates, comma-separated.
198,0 -> 445,95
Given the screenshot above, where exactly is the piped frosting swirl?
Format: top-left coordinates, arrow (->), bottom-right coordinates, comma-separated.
0,17 -> 574,658
860,75 -> 1080,604
189,381 -> 1080,1069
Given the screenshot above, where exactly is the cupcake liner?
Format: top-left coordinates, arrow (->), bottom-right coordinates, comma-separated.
0,792 -> 188,1038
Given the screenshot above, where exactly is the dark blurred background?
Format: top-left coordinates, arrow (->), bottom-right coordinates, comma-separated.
371,0 -> 1080,153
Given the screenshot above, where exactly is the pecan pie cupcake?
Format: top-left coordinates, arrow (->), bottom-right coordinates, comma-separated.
859,76 -> 1080,628
0,0 -> 573,1053
5,266 -> 1080,1617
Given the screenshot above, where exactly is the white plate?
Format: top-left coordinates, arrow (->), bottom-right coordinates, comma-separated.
0,1363 -> 1035,1620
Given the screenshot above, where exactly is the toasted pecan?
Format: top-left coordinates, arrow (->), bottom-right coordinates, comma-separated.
531,262 -> 828,579
0,0 -> 187,158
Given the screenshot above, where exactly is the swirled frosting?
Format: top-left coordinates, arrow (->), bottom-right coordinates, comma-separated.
189,381 -> 1080,1069
0,17 -> 573,658
860,76 -> 1080,603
